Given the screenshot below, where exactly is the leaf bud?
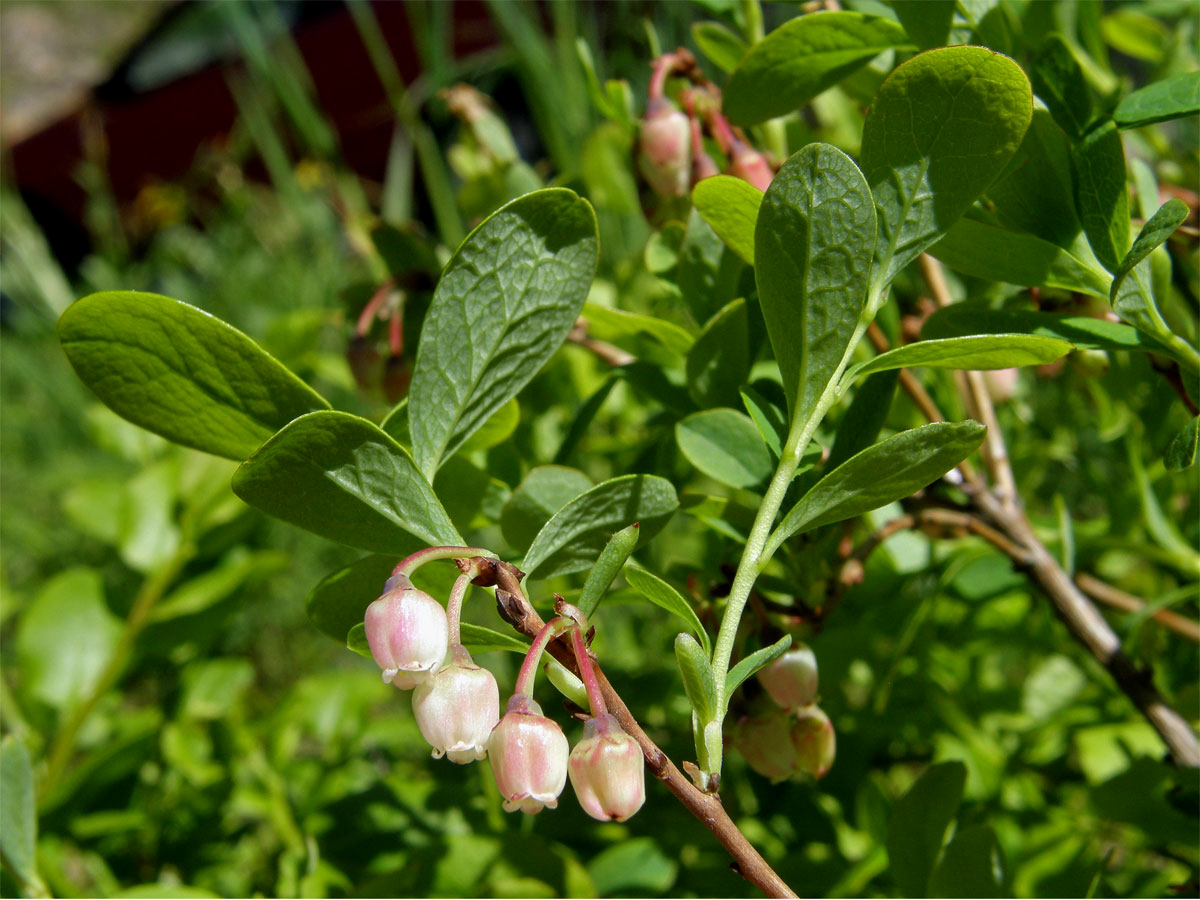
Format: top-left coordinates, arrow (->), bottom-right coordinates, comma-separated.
638,97 -> 692,197
568,714 -> 646,822
412,644 -> 500,763
363,576 -> 449,689
489,694 -> 569,813
755,644 -> 819,710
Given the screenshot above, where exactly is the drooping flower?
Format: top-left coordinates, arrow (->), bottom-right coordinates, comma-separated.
412,644 -> 499,763
489,694 -> 569,813
363,575 -> 448,689
568,713 -> 645,822
638,97 -> 692,197
756,644 -> 819,711
792,705 -> 836,780
734,705 -> 836,782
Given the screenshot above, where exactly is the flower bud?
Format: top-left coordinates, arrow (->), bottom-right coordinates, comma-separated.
727,140 -> 774,191
638,97 -> 691,197
792,705 -> 836,780
413,644 -> 499,763
489,694 -> 569,813
363,576 -> 448,689
568,714 -> 645,822
756,644 -> 818,711
734,705 -> 836,782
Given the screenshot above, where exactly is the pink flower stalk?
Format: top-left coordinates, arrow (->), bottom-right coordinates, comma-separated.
756,644 -> 819,711
489,693 -> 569,813
568,713 -> 646,822
363,575 -> 448,689
412,644 -> 499,763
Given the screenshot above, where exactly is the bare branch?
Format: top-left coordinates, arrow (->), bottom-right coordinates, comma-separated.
1075,573 -> 1200,644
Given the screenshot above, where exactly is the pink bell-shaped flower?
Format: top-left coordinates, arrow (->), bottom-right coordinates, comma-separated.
412,644 -> 499,763
734,705 -> 836,782
568,714 -> 645,822
489,694 -> 569,813
755,644 -> 819,711
638,97 -> 692,197
792,705 -> 836,780
363,575 -> 448,689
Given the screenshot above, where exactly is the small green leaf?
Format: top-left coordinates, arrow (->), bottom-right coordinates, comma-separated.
554,376 -> 618,465
725,635 -> 792,697
522,475 -> 678,580
1,737 -> 46,898
306,554 -> 402,642
151,549 -> 288,622
409,189 -> 598,478
676,408 -> 774,490
740,385 -> 788,459
458,398 -> 520,454
58,291 -> 330,461
232,411 -> 462,553
625,566 -> 710,655
346,622 -> 371,658
886,761 -> 967,897
930,217 -> 1111,297
724,12 -> 915,126
1165,417 -> 1199,471
691,21 -> 747,73
500,466 -> 593,554
827,370 -> 898,470
674,633 -> 718,723
1073,121 -> 1130,275
1111,198 -> 1190,304
582,302 -> 695,356
922,303 -> 1170,355
756,143 -> 876,419
891,0 -> 956,50
844,335 -> 1073,382
1115,71 -> 1200,128
677,208 -> 745,326
578,523 -> 641,618
929,824 -> 1005,898
687,298 -> 751,409
1031,34 -> 1095,139
545,657 -> 589,709
862,47 -> 1033,287
766,421 -> 986,555
691,175 -> 761,265
460,623 -> 530,655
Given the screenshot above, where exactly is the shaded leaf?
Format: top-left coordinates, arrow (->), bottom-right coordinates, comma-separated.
676,408 -> 774,490
929,824 -> 1005,898
578,523 -> 640,617
1073,121 -> 1130,275
1,737 -> 45,898
740,384 -> 788,458
827,370 -> 898,470
306,555 -> 399,642
691,21 -> 747,73
691,175 -> 761,265
1114,71 -> 1200,129
1110,198 -> 1189,304
500,466 -> 593,554
625,566 -> 710,655
687,298 -> 751,408
460,623 -> 530,655
1165,417 -> 1199,471
922,303 -> 1170,355
886,760 -> 967,897
844,334 -> 1073,382
891,0 -> 957,50
1031,34 -> 1094,139
582,302 -> 694,356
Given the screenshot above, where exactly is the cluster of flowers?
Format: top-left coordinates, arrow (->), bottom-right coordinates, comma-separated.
363,550 -> 645,821
734,645 -> 837,782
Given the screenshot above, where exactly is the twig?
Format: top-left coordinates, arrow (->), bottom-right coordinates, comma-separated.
568,319 -> 635,367
483,561 -> 798,899
1075,573 -> 1200,644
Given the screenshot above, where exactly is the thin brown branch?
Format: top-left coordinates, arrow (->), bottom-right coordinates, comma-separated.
568,318 -> 635,367
1075,573 -> 1200,644
485,561 -> 798,899
1150,357 -> 1200,416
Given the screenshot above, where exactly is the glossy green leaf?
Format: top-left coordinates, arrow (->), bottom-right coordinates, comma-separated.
740,385 -> 788,459
687,298 -> 751,409
756,143 -> 876,419
1,737 -> 46,898
1111,198 -> 1189,304
500,466 -> 593,554
625,566 -> 710,655
408,189 -> 598,478
886,761 -> 967,897
675,633 -> 718,723
725,635 -> 792,696
346,622 -> 371,658
58,291 -> 330,461
1073,121 -> 1130,274
929,824 -> 1005,898
522,475 -> 678,580
460,623 -> 530,655
232,411 -> 461,553
307,555 -> 398,643
845,335 -> 1073,382
1031,34 -> 1094,139
1165,417 -> 1199,472
16,568 -> 121,712
725,12 -> 915,126
766,421 -> 986,555
582,301 -> 694,356
891,0 -> 956,50
691,21 -> 747,73
1115,71 -> 1200,128
676,408 -> 773,490
578,523 -> 640,617
827,370 -> 898,470
930,217 -> 1111,297
921,304 -> 1170,354
691,175 -> 761,265
862,47 -> 1032,286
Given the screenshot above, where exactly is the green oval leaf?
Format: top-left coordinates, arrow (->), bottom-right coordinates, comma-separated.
691,21 -> 748,73
1165,417 -> 1199,472
674,633 -> 718,723
687,298 -> 751,409
232,411 -> 461,553
886,761 -> 967,897
676,408 -> 774,490
578,523 -> 641,617
724,11 -> 914,126
521,475 -> 678,581
691,175 -> 761,265
500,465 -> 593,554
1031,34 -> 1095,140
921,304 -> 1171,355
844,334 -> 1073,382
626,566 -> 711,655
58,291 -> 330,461
459,623 -> 530,655
1111,198 -> 1190,303
766,421 -> 986,555
725,634 -> 792,697
409,188 -> 599,478
1,737 -> 46,898
1115,71 -> 1200,129
306,554 -> 400,642
346,622 -> 371,658
1073,121 -> 1130,275
756,143 -> 876,419
929,824 -> 1006,899
862,46 -> 1033,287
582,302 -> 695,356
458,398 -> 520,454
890,0 -> 956,51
